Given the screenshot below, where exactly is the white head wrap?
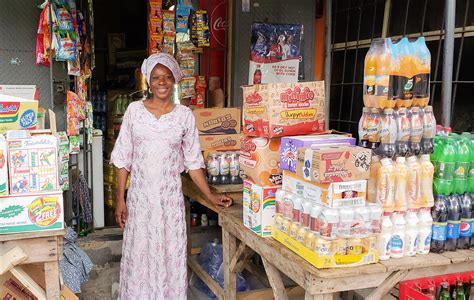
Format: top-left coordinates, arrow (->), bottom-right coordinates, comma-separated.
141,53 -> 184,85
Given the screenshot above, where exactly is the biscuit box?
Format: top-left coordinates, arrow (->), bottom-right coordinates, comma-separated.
280,134 -> 356,173
0,94 -> 38,133
242,180 -> 278,237
239,136 -> 282,186
193,108 -> 241,135
242,81 -> 325,138
199,134 -> 242,151
296,145 -> 371,183
0,192 -> 64,234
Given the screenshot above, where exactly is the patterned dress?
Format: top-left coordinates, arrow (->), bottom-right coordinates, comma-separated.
111,101 -> 204,299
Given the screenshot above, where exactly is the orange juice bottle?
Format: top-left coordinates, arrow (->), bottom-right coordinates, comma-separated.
377,158 -> 396,212
367,155 -> 381,203
375,39 -> 395,109
420,154 -> 435,207
393,38 -> 416,108
364,42 -> 378,107
406,156 -> 422,209
412,37 -> 431,107
394,157 -> 408,212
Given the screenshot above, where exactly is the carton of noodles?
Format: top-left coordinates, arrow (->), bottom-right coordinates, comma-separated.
0,94 -> 38,133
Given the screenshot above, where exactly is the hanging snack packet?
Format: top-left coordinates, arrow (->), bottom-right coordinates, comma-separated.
176,7 -> 191,33
191,76 -> 206,108
178,0 -> 194,9
56,30 -> 77,61
163,10 -> 176,33
149,0 -> 163,21
68,58 -> 81,76
54,2 -> 75,32
179,77 -> 197,99
179,58 -> 195,77
36,5 -> 50,67
149,33 -> 164,55
176,41 -> 195,61
69,135 -> 81,154
162,33 -> 175,55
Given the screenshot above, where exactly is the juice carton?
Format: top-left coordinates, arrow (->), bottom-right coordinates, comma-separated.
242,81 -> 325,138
243,181 -> 279,237
199,133 -> 242,151
193,108 -> 241,135
280,134 -> 356,173
296,145 -> 371,183
282,171 -> 367,208
0,136 -> 8,196
0,94 -> 38,133
240,136 -> 282,186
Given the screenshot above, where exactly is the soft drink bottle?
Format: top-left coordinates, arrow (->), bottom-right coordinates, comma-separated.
431,195 -> 448,253
458,193 -> 472,249
434,137 -> 456,195
421,106 -> 436,154
377,158 -> 396,212
395,107 -> 411,157
358,107 -> 370,148
404,210 -> 419,257
394,156 -> 408,212
420,154 -> 435,208
378,108 -> 397,158
470,193 -> 474,249
417,208 -> 433,255
390,212 -> 406,258
393,38 -> 415,108
409,107 -> 423,155
407,156 -> 422,209
445,193 -> 461,251
375,39 -> 395,109
363,42 -> 378,108
367,155 -> 381,203
412,37 -> 431,107
453,137 -> 471,194
378,212 -> 393,261
367,108 -> 381,150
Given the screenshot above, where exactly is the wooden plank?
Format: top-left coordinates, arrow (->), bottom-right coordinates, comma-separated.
211,184 -> 243,194
402,260 -> 474,281
234,247 -> 255,273
44,261 -> 60,300
244,262 -> 270,288
223,229 -> 238,300
230,241 -> 248,272
237,286 -> 304,300
379,253 -> 452,272
0,236 -> 61,264
0,247 -> 28,275
261,257 -> 289,300
10,266 -> 47,300
188,255 -> 225,299
307,271 -> 391,295
440,249 -> 474,263
365,270 -> 408,300
305,292 -> 335,300
0,230 -> 65,242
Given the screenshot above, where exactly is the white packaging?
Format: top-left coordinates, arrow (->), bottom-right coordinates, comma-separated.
390,212 -> 406,259
338,207 -> 354,238
369,203 -> 383,233
243,180 -> 252,228
417,208 -> 433,255
404,210 -> 419,257
0,136 -> 8,196
319,207 -> 339,239
378,213 -> 393,261
243,181 -> 279,237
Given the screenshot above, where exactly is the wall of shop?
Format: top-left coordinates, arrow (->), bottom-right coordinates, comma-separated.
230,0 -> 316,107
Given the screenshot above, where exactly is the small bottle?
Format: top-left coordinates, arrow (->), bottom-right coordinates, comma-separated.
404,210 -> 419,257
201,214 -> 209,227
417,208 -> 433,255
406,156 -> 422,210
378,212 -> 393,261
369,203 -> 383,234
390,212 -> 406,259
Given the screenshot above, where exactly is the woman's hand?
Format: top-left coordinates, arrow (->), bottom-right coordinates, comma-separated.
207,193 -> 233,208
115,198 -> 127,229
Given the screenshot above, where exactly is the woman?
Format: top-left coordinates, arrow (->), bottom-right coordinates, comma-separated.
111,53 -> 233,299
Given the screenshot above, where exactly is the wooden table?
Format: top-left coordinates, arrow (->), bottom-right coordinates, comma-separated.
0,230 -> 65,300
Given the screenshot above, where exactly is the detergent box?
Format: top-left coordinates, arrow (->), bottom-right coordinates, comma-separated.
0,94 -> 38,133
243,180 -> 278,237
0,192 -> 64,234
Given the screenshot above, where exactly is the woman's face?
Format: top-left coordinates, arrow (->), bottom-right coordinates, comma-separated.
150,64 -> 175,101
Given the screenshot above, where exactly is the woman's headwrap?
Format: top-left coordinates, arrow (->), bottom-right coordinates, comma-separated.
140,53 -> 184,84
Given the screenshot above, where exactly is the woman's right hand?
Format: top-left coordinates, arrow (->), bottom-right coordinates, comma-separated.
115,198 -> 127,229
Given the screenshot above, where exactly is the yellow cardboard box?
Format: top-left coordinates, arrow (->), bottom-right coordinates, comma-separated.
0,94 -> 38,133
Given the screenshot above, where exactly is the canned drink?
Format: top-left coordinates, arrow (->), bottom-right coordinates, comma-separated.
362,236 -> 377,252
332,238 -> 347,256
280,218 -> 291,234
314,237 -> 333,256
289,222 -> 300,239
296,226 -> 307,244
218,153 -> 230,184
346,238 -> 363,255
319,207 -> 339,239
304,230 -> 317,250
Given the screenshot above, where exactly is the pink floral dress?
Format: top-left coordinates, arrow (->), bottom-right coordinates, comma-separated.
111,101 -> 204,300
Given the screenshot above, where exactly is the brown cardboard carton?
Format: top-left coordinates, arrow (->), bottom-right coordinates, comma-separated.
296,145 -> 371,183
242,81 -> 325,138
193,108 -> 241,135
199,134 -> 242,151
239,136 -> 282,186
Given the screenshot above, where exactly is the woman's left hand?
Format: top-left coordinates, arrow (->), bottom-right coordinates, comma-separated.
208,193 -> 233,208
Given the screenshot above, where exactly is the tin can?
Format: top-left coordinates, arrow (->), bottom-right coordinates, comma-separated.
314,237 -> 333,256
280,218 -> 291,234
304,230 -> 317,250
346,238 -> 363,255
332,238 -> 347,256
289,222 -> 300,239
296,226 -> 308,245
362,236 -> 377,252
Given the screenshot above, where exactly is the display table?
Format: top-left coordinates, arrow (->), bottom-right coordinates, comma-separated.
0,230 -> 65,300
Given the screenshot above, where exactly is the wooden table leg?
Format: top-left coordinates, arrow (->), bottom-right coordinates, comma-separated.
223,229 -> 237,300
44,261 -> 60,300
305,292 -> 336,300
261,257 -> 288,300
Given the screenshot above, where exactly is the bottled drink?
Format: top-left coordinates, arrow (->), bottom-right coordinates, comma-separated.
319,207 -> 339,239
377,158 -> 396,212
359,107 -> 370,148
394,156 -> 408,212
393,38 -> 415,108
353,206 -> 370,237
280,193 -> 295,233
431,195 -> 448,253
421,106 -> 436,154
409,107 -> 423,155
458,193 -> 472,249
395,107 -> 411,157
310,204 -> 321,234
367,108 -> 381,151
404,210 -> 419,257
369,203 -> 383,233
378,108 -> 397,158
455,280 -> 466,300
218,153 -> 230,184
367,155 -> 381,203
229,153 -> 242,184
275,189 -> 286,218
412,37 -> 431,107
437,137 -> 457,180
470,192 -> 474,249
292,196 -> 304,224
378,212 -> 393,260
407,156 -> 422,209
454,137 -> 471,194
446,194 -> 461,251
440,283 -> 451,300
420,154 -> 435,208
375,38 -> 394,109
363,42 -> 378,108
390,212 -> 406,258
207,153 -> 220,185
417,208 -> 433,255
338,207 -> 354,238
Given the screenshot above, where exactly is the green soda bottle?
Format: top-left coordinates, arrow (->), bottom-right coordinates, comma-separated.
453,137 -> 471,194
435,137 -> 456,195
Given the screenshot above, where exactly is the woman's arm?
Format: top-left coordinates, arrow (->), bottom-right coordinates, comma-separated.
115,168 -> 129,229
188,168 -> 233,207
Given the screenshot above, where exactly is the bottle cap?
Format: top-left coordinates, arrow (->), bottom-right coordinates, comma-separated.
410,107 -> 420,113
424,106 -> 433,113
398,107 -> 407,113
371,108 -> 380,114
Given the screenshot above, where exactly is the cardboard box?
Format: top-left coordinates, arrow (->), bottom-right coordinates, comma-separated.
240,137 -> 282,186
280,134 -> 356,173
242,180 -> 278,237
296,145 -> 371,183
0,94 -> 38,133
0,137 -> 7,196
242,180 -> 252,228
283,171 -> 366,208
193,108 -> 241,135
7,132 -> 59,195
199,134 -> 242,151
0,192 -> 64,234
242,81 -> 325,138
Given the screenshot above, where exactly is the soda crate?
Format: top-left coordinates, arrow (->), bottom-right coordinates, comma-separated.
399,270 -> 474,300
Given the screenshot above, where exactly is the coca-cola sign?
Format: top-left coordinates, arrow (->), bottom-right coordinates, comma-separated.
210,1 -> 227,48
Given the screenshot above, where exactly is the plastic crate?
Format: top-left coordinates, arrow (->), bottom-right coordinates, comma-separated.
399,271 -> 474,299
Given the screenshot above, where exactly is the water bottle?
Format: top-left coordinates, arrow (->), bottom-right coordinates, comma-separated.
417,208 -> 433,255
445,194 -> 461,251
404,210 -> 419,257
378,212 -> 393,261
430,195 -> 448,253
390,212 -> 406,258
458,192 -> 472,249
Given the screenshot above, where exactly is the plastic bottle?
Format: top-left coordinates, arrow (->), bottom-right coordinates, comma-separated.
378,212 -> 393,261
338,207 -> 354,238
367,108 -> 381,151
409,107 -> 423,155
353,206 -> 371,237
310,204 -> 321,234
430,195 -> 448,253
417,208 -> 433,255
367,155 -> 381,203
470,193 -> 474,249
458,193 -> 472,249
280,193 -> 294,233
453,137 -> 471,194
393,38 -> 415,108
363,42 -> 378,108
292,196 -> 303,224
420,154 -> 435,208
378,108 -> 397,158
395,107 -> 411,157
412,37 -> 431,107
390,212 -> 406,258
377,158 -> 396,212
369,203 -> 383,233
274,189 -> 286,228
406,156 -> 422,210
421,106 -> 436,154
404,210 -> 419,257
358,107 -> 370,148
319,207 -> 339,240
375,38 -> 394,109
394,156 -> 408,212
445,194 -> 461,251
434,137 -> 457,196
